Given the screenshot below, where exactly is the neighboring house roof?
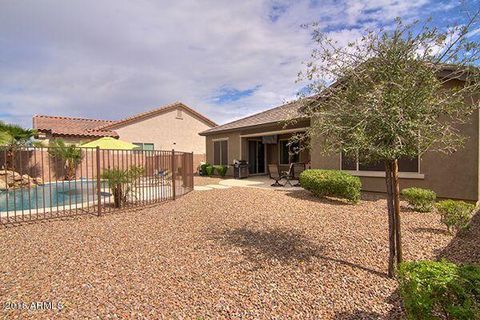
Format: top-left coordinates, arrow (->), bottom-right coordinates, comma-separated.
33,102 -> 216,139
33,115 -> 119,138
199,100 -> 307,136
98,102 -> 217,130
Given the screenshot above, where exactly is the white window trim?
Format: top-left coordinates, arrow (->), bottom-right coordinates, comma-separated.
339,152 -> 424,179
133,142 -> 155,150
213,139 -> 228,165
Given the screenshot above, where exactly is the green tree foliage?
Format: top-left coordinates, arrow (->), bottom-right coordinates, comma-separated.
0,121 -> 37,169
295,9 -> 480,276
48,139 -> 83,180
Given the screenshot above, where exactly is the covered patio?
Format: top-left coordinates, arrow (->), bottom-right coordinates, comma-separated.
239,128 -> 310,176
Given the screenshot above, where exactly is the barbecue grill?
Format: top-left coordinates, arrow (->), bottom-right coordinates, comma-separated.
233,160 -> 249,179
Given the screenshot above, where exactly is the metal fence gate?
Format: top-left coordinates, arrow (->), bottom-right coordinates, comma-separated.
0,147 -> 194,224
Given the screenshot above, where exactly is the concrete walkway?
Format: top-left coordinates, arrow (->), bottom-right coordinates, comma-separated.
194,176 -> 303,191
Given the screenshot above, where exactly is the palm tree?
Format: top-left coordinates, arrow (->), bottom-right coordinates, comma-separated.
0,131 -> 12,146
48,139 -> 83,180
101,166 -> 144,208
0,121 -> 36,143
0,121 -> 37,169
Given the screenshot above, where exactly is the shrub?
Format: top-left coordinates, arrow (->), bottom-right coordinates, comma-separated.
436,200 -> 475,234
101,165 -> 145,208
214,165 -> 228,177
299,169 -> 361,203
205,165 -> 214,177
401,187 -> 436,212
199,163 -> 210,176
398,260 -> 480,320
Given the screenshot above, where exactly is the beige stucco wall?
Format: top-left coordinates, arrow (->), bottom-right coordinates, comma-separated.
114,108 -> 213,154
310,98 -> 480,202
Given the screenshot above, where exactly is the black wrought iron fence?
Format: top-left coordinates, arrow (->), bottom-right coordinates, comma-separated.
0,147 -> 194,224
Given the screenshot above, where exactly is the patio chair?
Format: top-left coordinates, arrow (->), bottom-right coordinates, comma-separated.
154,169 -> 172,186
268,164 -> 286,187
291,162 -> 306,186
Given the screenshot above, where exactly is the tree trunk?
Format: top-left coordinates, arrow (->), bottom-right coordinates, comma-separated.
385,161 -> 396,278
113,185 -> 122,208
6,148 -> 14,170
392,159 -> 403,265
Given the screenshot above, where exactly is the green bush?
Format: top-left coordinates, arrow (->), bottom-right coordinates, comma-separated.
398,260 -> 480,320
214,165 -> 228,177
401,187 -> 436,212
436,200 -> 475,234
299,169 -> 361,203
205,165 -> 214,177
200,163 -> 210,176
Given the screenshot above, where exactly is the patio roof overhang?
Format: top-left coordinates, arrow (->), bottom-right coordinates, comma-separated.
239,127 -> 308,138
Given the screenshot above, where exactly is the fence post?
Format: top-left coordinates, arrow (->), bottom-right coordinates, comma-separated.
171,149 -> 176,200
191,151 -> 194,190
96,146 -> 102,216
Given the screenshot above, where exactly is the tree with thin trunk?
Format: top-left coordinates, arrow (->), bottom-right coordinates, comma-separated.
295,10 -> 480,277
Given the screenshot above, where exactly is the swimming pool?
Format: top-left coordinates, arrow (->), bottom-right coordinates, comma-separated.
0,179 -> 110,212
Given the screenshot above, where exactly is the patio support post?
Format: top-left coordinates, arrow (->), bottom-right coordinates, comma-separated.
96,146 -> 102,216
171,149 -> 176,200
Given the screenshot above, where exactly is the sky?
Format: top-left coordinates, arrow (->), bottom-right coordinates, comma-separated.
0,0 -> 475,128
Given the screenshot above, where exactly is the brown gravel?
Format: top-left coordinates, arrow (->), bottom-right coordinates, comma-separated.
0,186 -> 459,319
194,176 -> 224,186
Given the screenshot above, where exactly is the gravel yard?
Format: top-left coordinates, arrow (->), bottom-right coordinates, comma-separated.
0,180 -> 464,319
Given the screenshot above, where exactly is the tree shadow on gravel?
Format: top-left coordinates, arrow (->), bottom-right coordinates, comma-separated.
282,189 -> 384,205
333,290 -> 404,319
437,210 -> 480,263
215,227 -> 388,278
412,227 -> 449,235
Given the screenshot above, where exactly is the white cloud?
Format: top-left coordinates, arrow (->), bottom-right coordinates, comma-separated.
0,0 -> 442,127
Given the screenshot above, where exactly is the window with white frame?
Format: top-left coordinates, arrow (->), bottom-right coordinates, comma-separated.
279,140 -> 300,165
213,140 -> 228,165
341,151 -> 419,172
133,142 -> 154,151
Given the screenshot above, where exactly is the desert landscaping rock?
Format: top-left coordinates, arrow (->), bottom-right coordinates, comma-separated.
0,170 -> 38,190
0,184 -> 461,319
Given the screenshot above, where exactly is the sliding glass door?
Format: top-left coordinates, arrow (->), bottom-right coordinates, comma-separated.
248,140 -> 265,174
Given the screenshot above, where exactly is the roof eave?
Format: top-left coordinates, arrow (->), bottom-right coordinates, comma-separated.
199,116 -> 309,136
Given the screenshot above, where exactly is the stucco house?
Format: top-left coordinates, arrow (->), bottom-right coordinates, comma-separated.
200,70 -> 479,202
33,102 -> 216,163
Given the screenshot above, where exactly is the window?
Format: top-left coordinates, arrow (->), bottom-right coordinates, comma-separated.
213,140 -> 228,165
133,142 -> 154,150
279,140 -> 300,165
341,151 -> 419,173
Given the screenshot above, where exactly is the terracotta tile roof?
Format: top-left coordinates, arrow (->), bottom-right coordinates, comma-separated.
199,100 -> 307,135
33,102 -> 216,138
33,115 -> 119,138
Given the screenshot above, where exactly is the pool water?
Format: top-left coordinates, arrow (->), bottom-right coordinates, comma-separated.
0,180 -> 110,212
